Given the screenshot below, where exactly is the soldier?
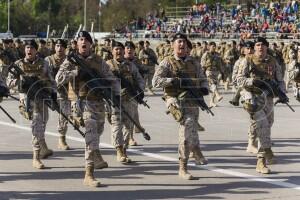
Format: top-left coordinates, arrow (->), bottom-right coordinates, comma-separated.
230,41 -> 254,107
45,39 -> 70,150
98,38 -> 113,61
163,40 -> 172,59
47,39 -> 55,55
14,39 -> 25,60
223,43 -> 235,91
7,39 -> 55,169
156,43 -> 165,63
236,37 -> 285,174
152,33 -> 209,180
106,41 -> 145,163
0,39 -> 16,83
201,41 -> 223,107
38,39 -> 51,58
0,74 -> 8,102
289,46 -> 300,101
285,48 -> 297,90
139,40 -> 158,95
56,31 -> 118,187
124,41 -> 146,146
136,40 -> 144,57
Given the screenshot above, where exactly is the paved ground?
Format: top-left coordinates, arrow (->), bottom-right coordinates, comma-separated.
0,88 -> 300,200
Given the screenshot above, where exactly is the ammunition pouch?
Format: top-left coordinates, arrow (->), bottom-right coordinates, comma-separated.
167,104 -> 183,122
18,102 -> 32,120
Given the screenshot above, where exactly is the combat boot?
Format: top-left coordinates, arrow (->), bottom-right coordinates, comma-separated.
197,123 -> 205,132
32,150 -> 45,169
58,136 -> 70,150
193,148 -> 208,165
215,91 -> 223,103
129,138 -> 138,146
178,159 -> 193,180
123,148 -> 132,163
94,149 -> 108,169
39,139 -> 53,159
83,165 -> 101,187
265,148 -> 276,165
256,157 -> 271,174
246,138 -> 258,154
116,146 -> 126,162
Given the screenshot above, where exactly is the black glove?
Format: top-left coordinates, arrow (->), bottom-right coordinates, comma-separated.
171,77 -> 181,87
252,79 -> 266,88
0,85 -> 9,97
199,88 -> 209,96
136,91 -> 145,102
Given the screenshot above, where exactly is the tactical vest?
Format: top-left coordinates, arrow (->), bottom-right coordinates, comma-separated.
164,56 -> 199,97
246,55 -> 277,94
48,54 -> 65,76
68,54 -> 103,101
107,59 -> 134,86
17,58 -> 45,77
204,52 -> 220,71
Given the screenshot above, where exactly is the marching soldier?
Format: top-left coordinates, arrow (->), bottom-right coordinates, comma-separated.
201,41 -> 223,107
37,39 -> 51,58
139,40 -> 158,95
152,33 -> 209,180
236,37 -> 286,174
7,39 -> 55,169
45,39 -> 70,150
0,39 -> 16,83
56,31 -> 118,187
106,41 -> 145,163
124,41 -> 146,146
98,38 -> 113,61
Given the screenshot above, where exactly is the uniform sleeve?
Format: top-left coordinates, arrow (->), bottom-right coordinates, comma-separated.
43,60 -> 57,89
6,61 -> 20,89
55,59 -> 77,88
152,58 -> 173,88
236,58 -> 255,88
100,60 -> 121,95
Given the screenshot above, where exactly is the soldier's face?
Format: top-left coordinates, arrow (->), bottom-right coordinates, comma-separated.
125,46 -> 134,58
77,37 -> 91,55
25,45 -> 37,60
209,45 -> 216,52
173,39 -> 187,57
254,42 -> 267,57
113,47 -> 124,60
244,47 -> 253,55
55,44 -> 65,56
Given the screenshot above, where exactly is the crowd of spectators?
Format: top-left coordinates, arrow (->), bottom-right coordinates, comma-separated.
113,1 -> 300,40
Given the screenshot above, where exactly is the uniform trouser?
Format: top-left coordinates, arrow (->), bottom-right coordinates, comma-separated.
132,101 -> 142,135
178,104 -> 200,161
206,70 -> 221,102
57,99 -> 71,136
145,66 -> 155,89
111,100 -> 135,149
72,100 -> 105,167
31,101 -> 49,151
249,97 -> 273,158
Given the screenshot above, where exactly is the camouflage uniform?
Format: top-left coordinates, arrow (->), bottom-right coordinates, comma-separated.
7,56 -> 55,168
139,47 -> 158,92
236,54 -> 285,173
152,54 -> 209,172
201,50 -> 223,107
106,58 -> 144,161
0,47 -> 16,83
56,53 -> 120,168
98,45 -> 113,61
45,53 -> 71,149
223,45 -> 236,90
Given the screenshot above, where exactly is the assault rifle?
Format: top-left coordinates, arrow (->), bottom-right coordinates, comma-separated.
112,70 -> 150,109
67,52 -> 151,141
250,67 -> 295,112
7,64 -> 85,137
0,85 -> 16,123
175,71 -> 214,116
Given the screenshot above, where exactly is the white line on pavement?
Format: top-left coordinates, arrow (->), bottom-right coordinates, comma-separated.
1,120 -> 300,191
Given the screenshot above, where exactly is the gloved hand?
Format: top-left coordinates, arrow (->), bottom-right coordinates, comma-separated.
199,88 -> 209,96
78,68 -> 90,80
136,91 -> 144,102
166,97 -> 180,109
170,77 -> 181,87
252,79 -> 266,88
